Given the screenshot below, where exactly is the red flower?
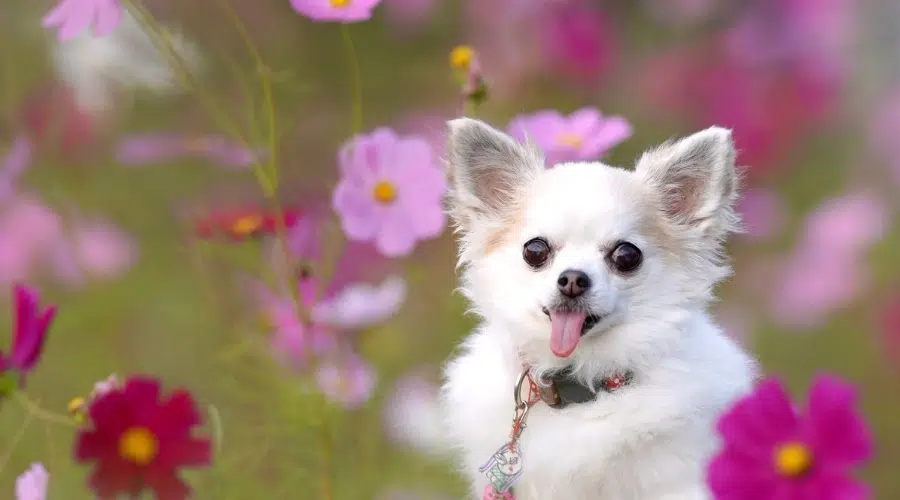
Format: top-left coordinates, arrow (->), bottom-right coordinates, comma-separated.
0,284 -> 56,387
74,377 -> 212,500
194,207 -> 300,241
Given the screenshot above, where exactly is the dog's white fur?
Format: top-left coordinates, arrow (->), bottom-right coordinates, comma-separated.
437,118 -> 758,499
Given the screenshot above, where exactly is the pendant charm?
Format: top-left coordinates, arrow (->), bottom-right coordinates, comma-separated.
479,442 -> 524,494
482,484 -> 516,500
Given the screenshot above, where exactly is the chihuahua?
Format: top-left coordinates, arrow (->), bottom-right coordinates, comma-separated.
433,118 -> 758,499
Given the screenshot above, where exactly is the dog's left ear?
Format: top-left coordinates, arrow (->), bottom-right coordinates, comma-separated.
635,126 -> 740,240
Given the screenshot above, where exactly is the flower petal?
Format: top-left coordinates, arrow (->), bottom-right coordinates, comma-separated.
717,378 -> 799,460
804,374 -> 873,465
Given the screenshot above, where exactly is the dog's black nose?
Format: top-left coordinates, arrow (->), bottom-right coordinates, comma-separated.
557,269 -> 591,298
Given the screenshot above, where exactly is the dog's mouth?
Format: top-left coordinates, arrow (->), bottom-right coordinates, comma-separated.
542,306 -> 604,358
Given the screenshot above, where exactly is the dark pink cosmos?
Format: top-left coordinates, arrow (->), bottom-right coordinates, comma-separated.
74,377 -> 211,500
708,376 -> 872,500
539,1 -> 617,86
0,284 -> 56,385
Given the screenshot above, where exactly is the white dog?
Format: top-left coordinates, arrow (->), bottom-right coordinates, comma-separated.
434,118 -> 758,499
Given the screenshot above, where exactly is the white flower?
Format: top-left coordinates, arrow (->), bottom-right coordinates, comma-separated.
313,275 -> 407,330
50,9 -> 202,114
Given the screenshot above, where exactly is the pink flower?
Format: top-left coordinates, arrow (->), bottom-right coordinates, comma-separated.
332,128 -> 446,257
315,354 -> 376,409
725,0 -> 855,86
42,0 -> 123,42
0,285 -> 57,387
769,192 -> 887,330
116,134 -> 262,169
290,0 -> 383,22
90,373 -> 122,400
737,188 -> 784,241
0,137 -> 33,204
313,275 -> 406,330
70,220 -> 138,280
257,279 -> 335,366
0,197 -> 64,285
507,108 -> 632,167
708,375 -> 872,500
15,463 -> 48,500
800,193 -> 888,259
539,1 -> 617,86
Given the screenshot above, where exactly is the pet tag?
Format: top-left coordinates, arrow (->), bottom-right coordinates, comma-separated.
478,369 -> 541,498
479,442 -> 524,494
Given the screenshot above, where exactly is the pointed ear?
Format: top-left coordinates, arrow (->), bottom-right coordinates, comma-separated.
445,117 -> 544,232
635,126 -> 741,238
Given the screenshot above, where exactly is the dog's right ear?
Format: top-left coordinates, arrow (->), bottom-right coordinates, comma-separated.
445,118 -> 543,232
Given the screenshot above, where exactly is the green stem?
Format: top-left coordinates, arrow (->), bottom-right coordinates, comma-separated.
340,25 -> 364,138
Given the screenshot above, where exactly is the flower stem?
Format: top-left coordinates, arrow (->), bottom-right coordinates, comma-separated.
340,25 -> 364,138
15,392 -> 77,428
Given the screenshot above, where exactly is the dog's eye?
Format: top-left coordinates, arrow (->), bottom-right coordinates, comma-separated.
523,238 -> 551,269
609,242 -> 642,273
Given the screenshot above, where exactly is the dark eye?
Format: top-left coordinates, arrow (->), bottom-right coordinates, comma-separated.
523,238 -> 551,269
609,242 -> 642,273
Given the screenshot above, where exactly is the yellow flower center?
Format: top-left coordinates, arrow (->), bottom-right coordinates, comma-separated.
118,427 -> 159,466
230,214 -> 264,236
449,45 -> 476,71
556,133 -> 583,149
330,0 -> 350,7
67,397 -> 85,416
774,442 -> 813,478
372,181 -> 397,204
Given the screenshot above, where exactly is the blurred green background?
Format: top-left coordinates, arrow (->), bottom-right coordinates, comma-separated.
1,0 -> 899,498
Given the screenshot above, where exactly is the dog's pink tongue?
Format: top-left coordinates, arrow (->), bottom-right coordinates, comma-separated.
549,310 -> 587,358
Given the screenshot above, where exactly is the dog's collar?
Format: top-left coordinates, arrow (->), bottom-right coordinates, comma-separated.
529,368 -> 633,409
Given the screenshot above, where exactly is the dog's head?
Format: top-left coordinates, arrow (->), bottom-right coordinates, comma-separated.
445,118 -> 740,368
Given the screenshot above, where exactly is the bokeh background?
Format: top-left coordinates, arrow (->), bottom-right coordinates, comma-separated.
2,0 -> 900,498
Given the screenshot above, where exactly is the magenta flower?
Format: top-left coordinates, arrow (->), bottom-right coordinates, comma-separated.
332,128 -> 446,257
42,0 -> 123,42
708,375 -> 872,500
15,463 -> 49,500
737,188 -> 785,242
0,285 -> 56,387
116,134 -> 262,169
290,0 -> 383,22
539,1 -> 616,85
315,354 -> 376,409
507,108 -> 632,167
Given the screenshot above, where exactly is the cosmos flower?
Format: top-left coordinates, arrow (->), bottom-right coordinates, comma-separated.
708,375 -> 872,500
333,128 -> 446,257
20,85 -> 103,155
116,134 -> 263,169
74,376 -> 212,500
312,275 -> 407,330
382,373 -> 446,455
736,188 -> 785,242
0,285 -> 57,388
256,278 -> 336,366
315,354 -> 376,409
507,108 -> 632,167
42,0 -> 123,41
194,207 -> 301,242
15,463 -> 49,500
0,197 -> 65,286
290,0 -> 384,22
539,1 -> 617,85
